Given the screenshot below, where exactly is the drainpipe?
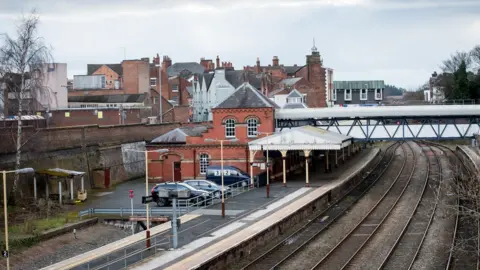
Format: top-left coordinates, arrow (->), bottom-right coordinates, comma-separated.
245,147 -> 249,174
193,149 -> 197,179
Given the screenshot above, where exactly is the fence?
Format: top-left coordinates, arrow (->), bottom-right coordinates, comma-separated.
74,178 -> 258,269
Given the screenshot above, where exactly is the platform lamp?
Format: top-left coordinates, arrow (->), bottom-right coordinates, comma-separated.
204,138 -> 238,218
125,147 -> 168,248
257,132 -> 273,198
2,167 -> 35,270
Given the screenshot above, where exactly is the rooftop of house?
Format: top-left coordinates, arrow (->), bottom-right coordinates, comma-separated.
215,83 -> 279,109
150,125 -> 210,144
167,62 -> 205,77
286,89 -> 303,98
334,80 -> 385,90
282,103 -> 309,109
87,64 -> 123,76
197,70 -> 263,91
68,93 -> 146,103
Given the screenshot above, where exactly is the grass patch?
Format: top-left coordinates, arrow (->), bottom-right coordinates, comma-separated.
8,212 -> 79,235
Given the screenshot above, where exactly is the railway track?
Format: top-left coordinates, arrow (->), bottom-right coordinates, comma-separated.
422,141 -> 479,270
310,141 -> 417,270
240,142 -> 401,270
378,141 -> 441,269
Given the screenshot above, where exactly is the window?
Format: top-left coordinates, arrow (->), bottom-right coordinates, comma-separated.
375,89 -> 382,100
345,89 -> 352,101
332,89 -> 337,101
150,78 -> 157,86
101,76 -> 106,88
200,154 -> 209,174
247,118 -> 258,137
360,89 -> 367,100
172,84 -> 179,92
225,119 -> 236,138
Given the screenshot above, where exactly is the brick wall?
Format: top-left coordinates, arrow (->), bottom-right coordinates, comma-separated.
48,108 -> 148,127
92,66 -> 121,89
122,60 -> 150,94
0,122 -> 186,154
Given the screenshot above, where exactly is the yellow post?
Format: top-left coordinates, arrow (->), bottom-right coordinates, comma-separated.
3,171 -> 9,270
304,150 -> 311,187
280,150 -> 288,187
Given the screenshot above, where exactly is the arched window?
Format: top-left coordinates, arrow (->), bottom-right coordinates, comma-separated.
225,118 -> 236,138
200,154 -> 209,174
247,118 -> 258,137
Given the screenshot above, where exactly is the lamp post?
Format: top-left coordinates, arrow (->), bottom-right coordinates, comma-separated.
2,168 -> 35,270
204,138 -> 238,218
257,132 -> 272,198
125,147 -> 168,248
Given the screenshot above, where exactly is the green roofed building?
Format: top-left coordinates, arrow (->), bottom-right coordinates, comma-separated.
332,80 -> 385,105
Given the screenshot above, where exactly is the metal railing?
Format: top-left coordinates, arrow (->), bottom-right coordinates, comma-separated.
78,208 -> 188,218
74,178 -> 258,270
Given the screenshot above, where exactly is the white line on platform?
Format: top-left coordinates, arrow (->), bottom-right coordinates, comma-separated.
241,187 -> 311,221
191,209 -> 245,216
131,187 -> 311,270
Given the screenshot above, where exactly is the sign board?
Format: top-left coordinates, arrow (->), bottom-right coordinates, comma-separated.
98,111 -> 103,119
2,250 -> 8,258
65,112 -> 70,117
129,190 -> 134,199
142,196 -> 153,204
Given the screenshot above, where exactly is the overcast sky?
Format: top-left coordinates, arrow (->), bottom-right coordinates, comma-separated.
1,0 -> 479,89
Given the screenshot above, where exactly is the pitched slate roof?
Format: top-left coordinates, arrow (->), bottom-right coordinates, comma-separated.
286,89 -> 303,98
68,94 -> 146,103
283,65 -> 304,75
186,86 -> 193,96
281,77 -> 302,87
225,70 -> 262,89
151,125 -> 208,143
283,103 -> 308,109
167,62 -> 205,77
87,64 -> 123,76
215,83 -> 279,109
334,80 -> 385,89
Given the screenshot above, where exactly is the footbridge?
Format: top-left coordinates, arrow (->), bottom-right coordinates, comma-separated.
275,105 -> 480,141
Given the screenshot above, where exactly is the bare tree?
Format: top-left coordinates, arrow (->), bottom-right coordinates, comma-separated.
0,11 -> 52,203
441,51 -> 473,73
471,45 -> 480,69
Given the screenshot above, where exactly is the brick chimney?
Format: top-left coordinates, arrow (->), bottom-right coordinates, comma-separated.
200,58 -> 214,72
255,57 -> 261,73
272,56 -> 279,66
162,56 -> 172,71
216,56 -> 220,69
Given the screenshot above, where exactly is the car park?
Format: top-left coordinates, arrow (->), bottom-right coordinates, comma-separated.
151,182 -> 211,207
183,179 -> 232,198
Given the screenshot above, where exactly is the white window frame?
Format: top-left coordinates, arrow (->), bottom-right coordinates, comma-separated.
225,119 -> 236,138
344,89 -> 352,101
150,78 -> 157,86
360,89 -> 367,100
199,154 -> 209,174
247,118 -> 258,138
171,84 -> 179,92
375,88 -> 382,100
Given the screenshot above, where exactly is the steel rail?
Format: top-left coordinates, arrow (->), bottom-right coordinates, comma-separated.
309,141 -> 415,270
241,142 -> 400,270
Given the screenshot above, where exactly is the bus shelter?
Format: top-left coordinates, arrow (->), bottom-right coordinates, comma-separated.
36,168 -> 86,204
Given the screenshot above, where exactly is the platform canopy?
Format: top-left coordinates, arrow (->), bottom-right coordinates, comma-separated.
37,168 -> 85,178
248,126 -> 352,151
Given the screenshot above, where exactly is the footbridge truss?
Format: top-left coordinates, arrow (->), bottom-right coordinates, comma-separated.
275,105 -> 480,141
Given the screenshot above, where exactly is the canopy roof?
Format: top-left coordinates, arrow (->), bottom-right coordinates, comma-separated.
37,168 -> 85,178
248,126 -> 352,151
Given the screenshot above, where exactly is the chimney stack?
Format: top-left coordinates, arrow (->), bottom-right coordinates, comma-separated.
256,57 -> 261,73
216,56 -> 220,69
272,56 -> 279,66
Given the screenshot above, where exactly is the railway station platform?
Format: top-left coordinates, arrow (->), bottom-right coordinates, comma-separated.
130,147 -> 380,270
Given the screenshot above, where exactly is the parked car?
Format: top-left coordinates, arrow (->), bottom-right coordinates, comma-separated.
183,179 -> 231,198
151,182 -> 211,207
206,165 -> 250,187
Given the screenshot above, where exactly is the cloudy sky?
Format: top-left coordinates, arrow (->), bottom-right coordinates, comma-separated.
1,0 -> 479,89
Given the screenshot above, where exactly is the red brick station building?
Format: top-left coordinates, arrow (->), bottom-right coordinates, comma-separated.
146,83 -> 360,186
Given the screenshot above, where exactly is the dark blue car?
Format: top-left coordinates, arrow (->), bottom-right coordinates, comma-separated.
205,165 -> 250,187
